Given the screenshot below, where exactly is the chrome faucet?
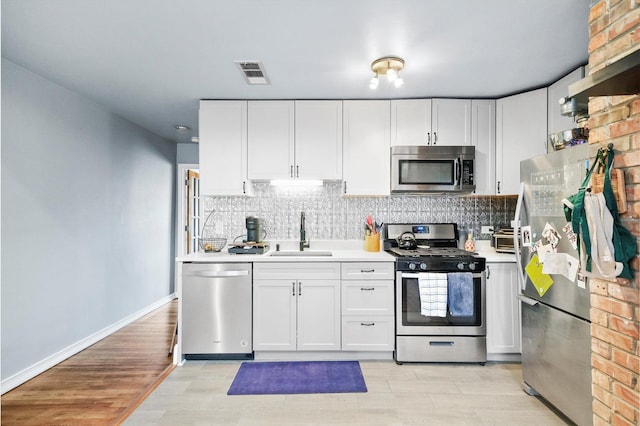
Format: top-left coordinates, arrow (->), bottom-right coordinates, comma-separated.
299,212 -> 310,251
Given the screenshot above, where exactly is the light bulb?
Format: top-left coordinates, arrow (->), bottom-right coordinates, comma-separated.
394,77 -> 404,88
386,68 -> 398,82
369,76 -> 379,89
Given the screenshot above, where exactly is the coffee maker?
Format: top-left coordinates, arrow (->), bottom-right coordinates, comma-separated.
228,216 -> 269,254
245,216 -> 263,243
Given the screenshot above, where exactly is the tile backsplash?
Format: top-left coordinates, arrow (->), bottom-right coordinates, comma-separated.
202,182 -> 516,244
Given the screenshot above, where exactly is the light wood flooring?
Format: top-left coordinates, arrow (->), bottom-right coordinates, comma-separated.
1,299 -> 178,425
126,360 -> 573,425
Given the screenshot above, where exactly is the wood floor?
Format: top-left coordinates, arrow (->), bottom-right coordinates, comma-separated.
1,299 -> 177,425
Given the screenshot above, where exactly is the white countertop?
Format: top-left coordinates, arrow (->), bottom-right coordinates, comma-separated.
177,240 -> 395,263
474,241 -> 517,263
177,239 -> 515,263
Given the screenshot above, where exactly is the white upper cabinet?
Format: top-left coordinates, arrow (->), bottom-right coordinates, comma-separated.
294,100 -> 343,180
247,100 -> 343,181
198,100 -> 252,196
391,99 -> 471,146
547,67 -> 585,135
496,88 -> 548,195
471,100 -> 496,195
342,100 -> 391,196
391,99 -> 432,146
432,99 -> 472,145
247,101 -> 295,180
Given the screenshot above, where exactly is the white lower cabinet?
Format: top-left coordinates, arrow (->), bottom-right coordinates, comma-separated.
486,262 -> 521,360
340,263 -> 395,351
253,263 -> 341,351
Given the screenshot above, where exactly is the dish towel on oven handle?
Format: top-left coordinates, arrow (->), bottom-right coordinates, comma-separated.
447,272 -> 474,317
417,273 -> 448,317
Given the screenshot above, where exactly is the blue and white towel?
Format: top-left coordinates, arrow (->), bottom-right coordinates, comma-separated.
418,273 -> 448,317
447,272 -> 474,317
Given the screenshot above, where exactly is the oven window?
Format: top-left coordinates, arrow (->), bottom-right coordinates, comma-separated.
401,275 -> 482,326
399,160 -> 454,185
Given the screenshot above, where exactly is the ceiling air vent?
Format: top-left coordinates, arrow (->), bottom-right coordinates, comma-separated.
235,61 -> 270,85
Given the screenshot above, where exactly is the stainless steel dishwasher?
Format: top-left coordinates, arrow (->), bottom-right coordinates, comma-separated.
182,262 -> 253,359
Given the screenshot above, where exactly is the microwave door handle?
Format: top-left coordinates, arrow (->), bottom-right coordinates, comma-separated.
454,159 -> 461,187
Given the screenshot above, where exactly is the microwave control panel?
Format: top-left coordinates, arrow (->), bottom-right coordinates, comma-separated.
461,159 -> 474,185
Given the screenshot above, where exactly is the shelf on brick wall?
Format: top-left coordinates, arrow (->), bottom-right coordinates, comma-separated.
568,49 -> 640,104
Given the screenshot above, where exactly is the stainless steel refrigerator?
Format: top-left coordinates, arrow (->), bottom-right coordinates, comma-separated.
514,143 -> 592,426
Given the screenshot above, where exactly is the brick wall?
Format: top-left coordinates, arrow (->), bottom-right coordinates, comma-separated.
587,1 -> 640,425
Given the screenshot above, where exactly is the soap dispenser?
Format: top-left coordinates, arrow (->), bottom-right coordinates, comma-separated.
464,229 -> 476,252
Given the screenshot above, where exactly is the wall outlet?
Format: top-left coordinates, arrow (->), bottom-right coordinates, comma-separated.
481,225 -> 493,234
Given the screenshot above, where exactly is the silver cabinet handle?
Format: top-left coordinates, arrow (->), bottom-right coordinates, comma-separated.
298,281 -> 302,296
360,269 -> 375,273
360,287 -> 375,291
517,294 -> 539,306
290,165 -> 294,178
433,132 -> 438,144
292,282 -> 296,296
497,181 -> 501,194
427,132 -> 431,145
486,265 -> 491,280
430,341 -> 454,346
296,165 -> 299,178
343,181 -> 347,194
360,323 -> 375,326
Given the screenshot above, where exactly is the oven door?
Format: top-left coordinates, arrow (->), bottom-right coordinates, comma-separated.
396,271 -> 486,336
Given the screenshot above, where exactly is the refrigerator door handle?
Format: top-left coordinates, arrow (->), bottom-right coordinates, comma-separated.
517,294 -> 539,306
513,181 -> 527,291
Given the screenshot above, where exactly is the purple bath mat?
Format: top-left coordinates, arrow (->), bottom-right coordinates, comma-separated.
227,361 -> 367,395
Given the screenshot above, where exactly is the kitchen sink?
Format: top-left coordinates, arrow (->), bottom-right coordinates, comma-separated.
269,250 -> 333,257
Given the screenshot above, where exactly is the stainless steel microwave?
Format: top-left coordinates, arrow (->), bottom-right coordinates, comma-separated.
391,145 -> 476,193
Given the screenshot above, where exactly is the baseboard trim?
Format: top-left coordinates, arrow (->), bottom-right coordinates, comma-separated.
1,294 -> 176,394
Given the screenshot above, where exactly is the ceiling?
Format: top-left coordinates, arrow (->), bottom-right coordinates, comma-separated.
1,0 -> 590,142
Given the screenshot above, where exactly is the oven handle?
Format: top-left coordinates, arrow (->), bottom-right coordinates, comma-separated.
400,272 -> 483,278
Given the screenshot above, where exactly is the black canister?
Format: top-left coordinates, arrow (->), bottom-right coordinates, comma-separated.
245,216 -> 263,243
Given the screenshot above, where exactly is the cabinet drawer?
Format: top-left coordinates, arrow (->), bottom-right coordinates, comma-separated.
342,281 -> 394,315
254,262 -> 340,280
341,316 -> 394,351
341,262 -> 394,280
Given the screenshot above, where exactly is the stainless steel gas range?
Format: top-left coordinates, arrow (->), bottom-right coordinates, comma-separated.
383,223 -> 487,364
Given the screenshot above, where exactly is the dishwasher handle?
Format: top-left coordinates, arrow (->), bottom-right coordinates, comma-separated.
185,270 -> 249,278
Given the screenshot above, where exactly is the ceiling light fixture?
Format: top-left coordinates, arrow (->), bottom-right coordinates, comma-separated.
369,56 -> 405,89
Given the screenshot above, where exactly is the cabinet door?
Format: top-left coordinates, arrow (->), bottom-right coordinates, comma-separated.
496,88 -> 547,195
547,67 -> 584,135
486,263 -> 521,354
390,99 -> 432,146
342,100 -> 391,196
199,101 -> 250,196
431,99 -> 472,145
296,279 -> 341,351
295,100 -> 343,180
247,101 -> 295,180
253,279 -> 297,351
471,100 -> 496,195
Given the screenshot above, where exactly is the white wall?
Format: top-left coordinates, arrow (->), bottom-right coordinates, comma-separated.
1,59 -> 176,383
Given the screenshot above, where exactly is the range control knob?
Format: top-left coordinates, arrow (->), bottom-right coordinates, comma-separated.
457,262 -> 465,270
420,262 -> 427,270
469,262 -> 477,271
408,263 -> 416,270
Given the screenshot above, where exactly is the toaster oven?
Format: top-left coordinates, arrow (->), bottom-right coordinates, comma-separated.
492,233 -> 515,253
